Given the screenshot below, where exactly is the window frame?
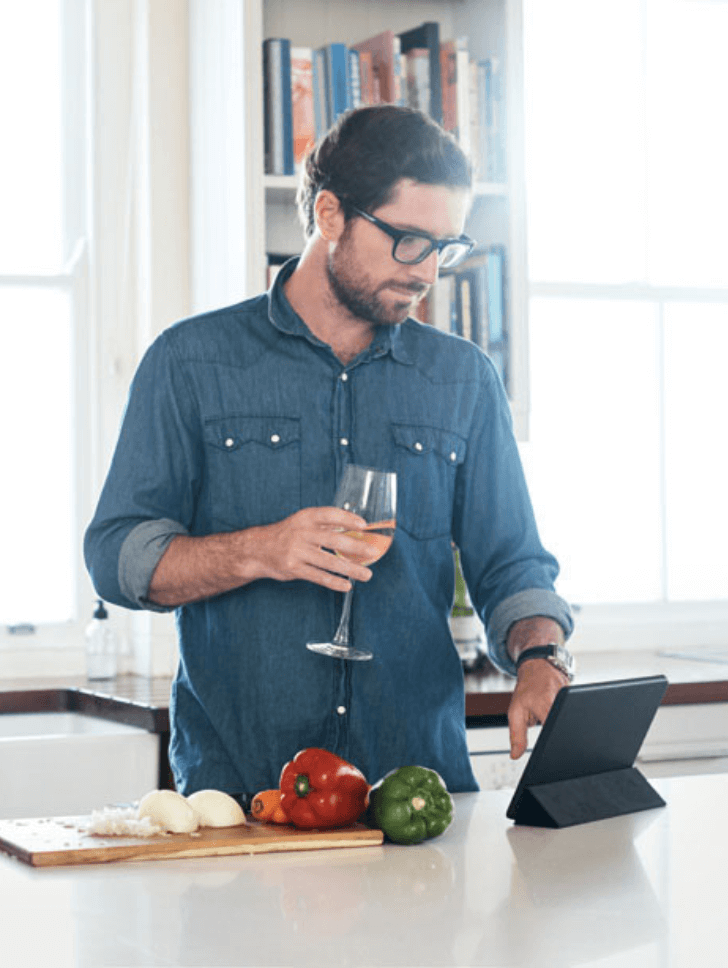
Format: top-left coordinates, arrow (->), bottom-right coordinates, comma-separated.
527,283 -> 728,654
0,0 -> 94,658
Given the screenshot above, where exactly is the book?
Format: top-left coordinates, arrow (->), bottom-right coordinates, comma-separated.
398,21 -> 442,123
455,43 -> 471,156
427,274 -> 457,334
319,42 -> 351,128
357,49 -> 375,105
263,38 -> 294,176
455,273 -> 473,341
352,30 -> 403,105
290,47 -> 315,166
404,48 -> 431,114
466,264 -> 488,350
440,38 -> 472,154
469,60 -> 482,179
457,247 -> 509,388
312,47 -> 328,138
478,57 -> 506,182
486,246 -> 505,343
348,48 -> 362,109
440,39 -> 457,135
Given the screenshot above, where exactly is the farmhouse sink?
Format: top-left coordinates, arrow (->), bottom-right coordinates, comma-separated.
0,712 -> 159,819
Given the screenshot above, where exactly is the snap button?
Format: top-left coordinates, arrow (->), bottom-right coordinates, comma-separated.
224,438 -> 234,448
270,433 -> 281,444
340,437 -> 349,446
450,451 -> 457,462
340,372 -> 348,382
336,705 -> 346,715
414,441 -> 424,452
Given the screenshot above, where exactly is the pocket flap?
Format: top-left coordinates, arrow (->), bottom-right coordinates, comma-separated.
392,423 -> 466,465
204,416 -> 301,452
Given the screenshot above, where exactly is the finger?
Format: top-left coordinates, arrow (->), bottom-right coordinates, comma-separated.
310,546 -> 372,583
322,530 -> 382,568
295,562 -> 353,593
508,703 -> 529,760
305,507 -> 368,531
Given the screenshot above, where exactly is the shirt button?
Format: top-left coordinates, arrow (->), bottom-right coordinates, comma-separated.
340,437 -> 349,446
270,433 -> 281,444
414,441 -> 424,452
224,438 -> 234,448
340,373 -> 348,382
450,451 -> 457,462
336,705 -> 346,715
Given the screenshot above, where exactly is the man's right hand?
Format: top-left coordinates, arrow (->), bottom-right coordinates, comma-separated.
147,507 -> 373,608
248,506 -> 373,591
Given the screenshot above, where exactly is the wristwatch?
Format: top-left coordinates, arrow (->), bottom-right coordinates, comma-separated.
515,643 -> 575,682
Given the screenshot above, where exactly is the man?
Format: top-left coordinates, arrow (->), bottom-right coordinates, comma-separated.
85,105 -> 573,800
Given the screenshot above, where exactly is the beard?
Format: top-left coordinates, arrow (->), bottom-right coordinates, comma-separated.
326,230 -> 429,327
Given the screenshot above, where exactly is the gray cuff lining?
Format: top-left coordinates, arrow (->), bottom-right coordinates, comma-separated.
118,518 -> 189,612
486,588 -> 574,677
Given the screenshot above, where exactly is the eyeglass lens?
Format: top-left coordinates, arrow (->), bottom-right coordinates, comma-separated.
393,235 -> 471,268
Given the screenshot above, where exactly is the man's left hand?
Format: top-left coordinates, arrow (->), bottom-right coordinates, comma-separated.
507,658 -> 568,758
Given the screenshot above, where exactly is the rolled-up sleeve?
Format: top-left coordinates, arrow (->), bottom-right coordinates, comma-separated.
118,518 -> 189,610
84,331 -> 202,610
453,356 -> 573,676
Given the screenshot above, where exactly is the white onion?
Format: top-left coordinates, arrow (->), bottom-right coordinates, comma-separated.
137,789 -> 199,834
187,789 -> 247,828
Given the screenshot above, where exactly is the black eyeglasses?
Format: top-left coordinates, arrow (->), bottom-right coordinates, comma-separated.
350,205 -> 475,269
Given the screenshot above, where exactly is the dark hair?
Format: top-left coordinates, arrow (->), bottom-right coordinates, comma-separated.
297,104 -> 472,239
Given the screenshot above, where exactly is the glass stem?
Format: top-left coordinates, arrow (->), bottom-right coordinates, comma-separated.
332,584 -> 355,647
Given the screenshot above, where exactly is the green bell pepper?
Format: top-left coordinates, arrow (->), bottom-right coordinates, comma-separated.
368,765 -> 453,845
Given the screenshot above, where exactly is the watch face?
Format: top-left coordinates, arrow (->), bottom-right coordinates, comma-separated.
549,646 -> 575,679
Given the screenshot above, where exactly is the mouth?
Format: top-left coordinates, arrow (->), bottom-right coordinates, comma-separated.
385,283 -> 429,300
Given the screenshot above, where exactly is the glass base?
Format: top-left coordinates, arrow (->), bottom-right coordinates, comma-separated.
306,641 -> 373,661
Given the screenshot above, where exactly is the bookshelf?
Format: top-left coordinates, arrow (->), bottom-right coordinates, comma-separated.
189,0 -> 529,438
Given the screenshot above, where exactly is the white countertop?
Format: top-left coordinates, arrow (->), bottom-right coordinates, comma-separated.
2,772 -> 727,968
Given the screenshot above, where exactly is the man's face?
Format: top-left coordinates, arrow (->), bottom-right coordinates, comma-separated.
326,179 -> 470,327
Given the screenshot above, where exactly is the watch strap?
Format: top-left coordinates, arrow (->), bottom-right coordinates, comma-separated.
515,645 -> 558,667
516,643 -> 575,680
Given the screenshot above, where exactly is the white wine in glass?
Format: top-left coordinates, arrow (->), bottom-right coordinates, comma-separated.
306,465 -> 397,661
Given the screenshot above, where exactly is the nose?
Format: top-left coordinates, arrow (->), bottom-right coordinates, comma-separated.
408,249 -> 440,287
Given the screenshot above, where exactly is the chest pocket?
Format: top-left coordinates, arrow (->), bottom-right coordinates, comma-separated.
391,423 -> 466,540
203,415 -> 302,530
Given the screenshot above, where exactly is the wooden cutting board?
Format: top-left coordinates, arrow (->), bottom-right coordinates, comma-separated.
0,815 -> 384,867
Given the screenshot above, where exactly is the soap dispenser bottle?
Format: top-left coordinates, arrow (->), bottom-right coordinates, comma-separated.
85,599 -> 118,680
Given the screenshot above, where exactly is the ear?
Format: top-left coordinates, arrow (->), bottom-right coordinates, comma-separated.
314,189 -> 346,242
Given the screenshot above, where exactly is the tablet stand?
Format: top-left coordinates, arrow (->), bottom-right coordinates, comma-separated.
511,766 -> 666,828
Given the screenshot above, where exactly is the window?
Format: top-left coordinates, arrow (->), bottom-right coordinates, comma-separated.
0,2 -> 89,629
521,0 -> 728,643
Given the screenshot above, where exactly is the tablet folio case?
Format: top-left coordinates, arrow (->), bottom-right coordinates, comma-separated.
507,676 -> 669,828
511,766 -> 666,828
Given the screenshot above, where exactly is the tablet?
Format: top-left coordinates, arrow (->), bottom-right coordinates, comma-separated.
506,675 -> 668,822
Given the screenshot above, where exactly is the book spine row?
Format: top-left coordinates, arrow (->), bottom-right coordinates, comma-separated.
263,24 -> 505,180
415,246 -> 509,391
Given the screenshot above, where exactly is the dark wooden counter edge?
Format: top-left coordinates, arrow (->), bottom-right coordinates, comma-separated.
464,677 -> 728,720
0,687 -> 169,732
2,675 -> 725,725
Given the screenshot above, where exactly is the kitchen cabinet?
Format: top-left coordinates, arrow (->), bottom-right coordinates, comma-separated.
467,701 -> 728,791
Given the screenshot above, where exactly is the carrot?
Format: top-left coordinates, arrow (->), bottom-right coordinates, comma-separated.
251,788 -> 289,824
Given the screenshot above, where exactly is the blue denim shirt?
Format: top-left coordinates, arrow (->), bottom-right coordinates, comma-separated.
85,258 -> 572,796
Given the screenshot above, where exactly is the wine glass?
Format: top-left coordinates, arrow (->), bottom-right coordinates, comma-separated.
307,464 -> 397,661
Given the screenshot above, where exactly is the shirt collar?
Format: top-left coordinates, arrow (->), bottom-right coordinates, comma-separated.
268,256 -> 415,366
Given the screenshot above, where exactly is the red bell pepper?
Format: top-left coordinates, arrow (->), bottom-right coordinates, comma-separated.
279,748 -> 369,829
